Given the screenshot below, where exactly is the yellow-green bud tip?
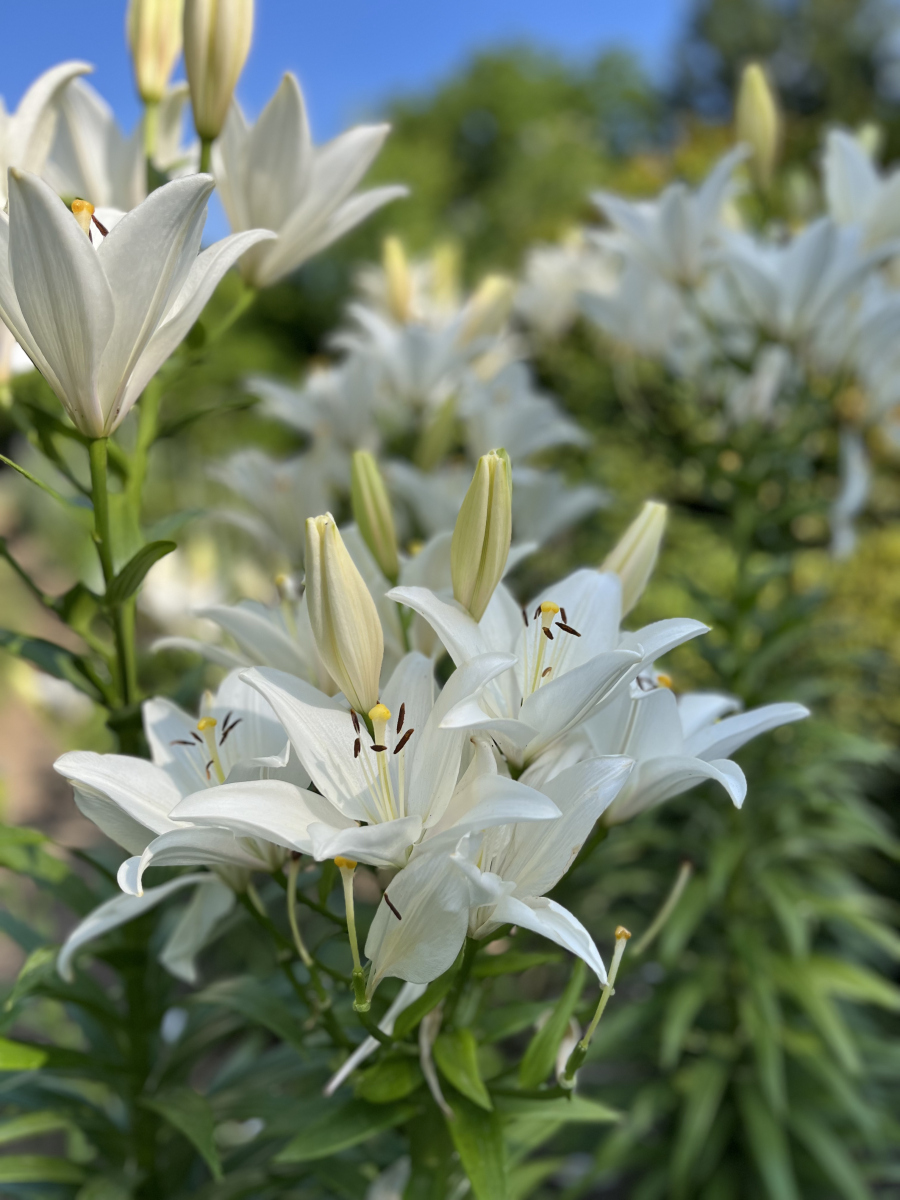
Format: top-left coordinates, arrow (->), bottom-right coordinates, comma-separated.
451,448 -> 513,623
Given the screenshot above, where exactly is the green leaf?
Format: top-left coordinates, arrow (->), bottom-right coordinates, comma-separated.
494,1093 -> 620,1123
0,1155 -> 85,1184
392,957 -> 462,1039
193,976 -> 307,1050
0,1037 -> 47,1070
659,973 -> 715,1070
141,1087 -> 222,1180
658,876 -> 710,964
355,1056 -> 423,1104
509,1158 -> 563,1200
433,1028 -> 492,1110
0,909 -> 44,952
736,1083 -> 799,1200
472,950 -> 562,977
0,832 -> 97,914
276,1099 -> 416,1162
106,540 -> 176,605
670,1058 -> 730,1191
789,1112 -> 870,1200
0,629 -> 100,700
0,1111 -> 72,1145
447,1090 -> 507,1200
518,958 -> 585,1090
0,453 -> 76,508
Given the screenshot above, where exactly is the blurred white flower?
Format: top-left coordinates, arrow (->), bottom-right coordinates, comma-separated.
0,62 -> 91,207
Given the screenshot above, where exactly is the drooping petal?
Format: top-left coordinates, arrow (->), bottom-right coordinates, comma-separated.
58,873 -> 209,981
170,778 -> 355,853
117,826 -> 263,896
364,851 -> 470,996
620,617 -> 709,667
158,877 -> 235,983
324,982 -> 427,1096
309,815 -> 423,869
490,894 -> 607,983
387,586 -> 489,665
676,692 -> 741,739
8,170 -> 115,436
53,750 -> 182,850
606,755 -> 747,825
684,702 -> 809,761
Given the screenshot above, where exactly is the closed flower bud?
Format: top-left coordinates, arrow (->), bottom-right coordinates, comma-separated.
383,237 -> 412,324
127,0 -> 184,105
451,449 -> 512,622
602,501 -> 667,616
735,63 -> 780,190
305,513 -> 383,715
351,450 -> 400,584
184,0 -> 254,141
459,274 -> 514,343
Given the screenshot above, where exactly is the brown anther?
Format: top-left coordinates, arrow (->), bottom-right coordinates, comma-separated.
615,925 -> 632,940
91,213 -> 109,237
350,709 -> 360,733
170,738 -> 195,746
560,606 -> 568,623
541,667 -> 552,678
220,716 -> 242,744
533,603 -> 541,620
394,728 -> 414,754
521,608 -> 528,627
556,622 -> 581,637
371,744 -> 388,753
384,893 -> 402,920
542,627 -> 553,641
397,703 -> 405,734
190,730 -> 203,743
205,760 -> 214,779
353,738 -> 361,759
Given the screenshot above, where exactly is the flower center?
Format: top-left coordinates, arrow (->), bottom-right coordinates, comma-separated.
349,702 -> 416,825
520,600 -> 582,697
71,199 -> 110,244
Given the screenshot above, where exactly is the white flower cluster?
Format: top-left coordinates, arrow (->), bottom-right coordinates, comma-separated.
515,128 -> 900,556
58,488 -> 806,994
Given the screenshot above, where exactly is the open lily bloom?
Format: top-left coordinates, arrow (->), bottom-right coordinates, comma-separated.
54,668 -> 304,898
0,170 -> 273,437
215,72 -> 407,288
364,753 -> 633,995
536,675 -> 809,825
389,569 -> 707,771
172,651 -> 560,870
823,129 -> 900,249
592,147 -> 747,286
0,61 -> 91,206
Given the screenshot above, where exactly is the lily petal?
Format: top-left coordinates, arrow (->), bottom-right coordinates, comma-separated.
490,894 -> 607,983
309,815 -> 423,868
158,878 -> 235,984
685,702 -> 809,761
53,750 -> 182,849
170,779 -> 354,851
117,826 -> 263,896
607,755 -> 747,824
387,585 -> 489,665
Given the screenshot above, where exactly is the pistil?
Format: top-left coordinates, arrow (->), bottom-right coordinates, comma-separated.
197,715 -> 226,783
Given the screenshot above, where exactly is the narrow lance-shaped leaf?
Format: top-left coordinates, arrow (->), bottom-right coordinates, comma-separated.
519,958 -> 586,1089
433,1028 -> 492,1111
106,540 -> 176,605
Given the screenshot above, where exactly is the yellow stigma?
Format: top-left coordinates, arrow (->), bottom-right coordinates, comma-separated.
71,198 -> 94,236
615,925 -> 632,940
656,673 -> 673,689
540,602 -> 560,614
368,703 -> 392,724
334,856 -> 357,871
197,716 -> 218,731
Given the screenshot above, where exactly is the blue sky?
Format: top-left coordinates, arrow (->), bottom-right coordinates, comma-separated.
0,1 -> 690,139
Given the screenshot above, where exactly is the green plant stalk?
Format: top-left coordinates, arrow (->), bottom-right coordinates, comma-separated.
143,99 -> 159,194
564,928 -> 631,1083
198,136 -> 213,174
286,857 -> 330,1008
89,437 -> 137,708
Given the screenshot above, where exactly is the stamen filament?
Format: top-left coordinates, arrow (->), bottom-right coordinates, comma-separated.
337,858 -> 369,1012
562,926 -> 631,1085
197,715 -> 226,784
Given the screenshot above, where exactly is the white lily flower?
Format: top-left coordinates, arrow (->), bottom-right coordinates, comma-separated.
364,754 -> 632,993
0,170 -> 273,437
389,568 -> 707,771
541,677 -> 809,825
44,79 -> 195,210
0,62 -> 91,207
54,668 -> 303,897
822,128 -> 900,249
593,147 -> 748,286
516,232 -> 619,340
172,651 -> 560,870
214,73 -> 407,288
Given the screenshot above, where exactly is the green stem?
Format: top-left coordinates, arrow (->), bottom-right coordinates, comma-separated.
143,100 -> 159,194
89,438 -> 136,708
443,936 -> 479,1026
632,860 -> 694,957
199,137 -> 213,174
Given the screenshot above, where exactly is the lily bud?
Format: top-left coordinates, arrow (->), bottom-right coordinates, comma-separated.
127,0 -> 184,105
305,513 -> 383,715
602,501 -> 667,617
451,449 -> 512,622
351,450 -> 400,584
735,62 -> 780,190
459,274 -> 514,343
184,0 -> 254,141
383,237 -> 412,324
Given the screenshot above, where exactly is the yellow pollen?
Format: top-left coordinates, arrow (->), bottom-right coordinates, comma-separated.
368,703 -> 392,724
615,925 -> 632,940
540,602 -> 560,614
656,674 -> 673,689
197,716 -> 218,731
334,856 -> 357,870
71,198 -> 94,236
408,540 -> 424,556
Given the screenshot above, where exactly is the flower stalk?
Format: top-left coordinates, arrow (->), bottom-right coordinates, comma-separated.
337,858 -> 369,1011
562,926 -> 631,1085
89,438 -> 137,707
